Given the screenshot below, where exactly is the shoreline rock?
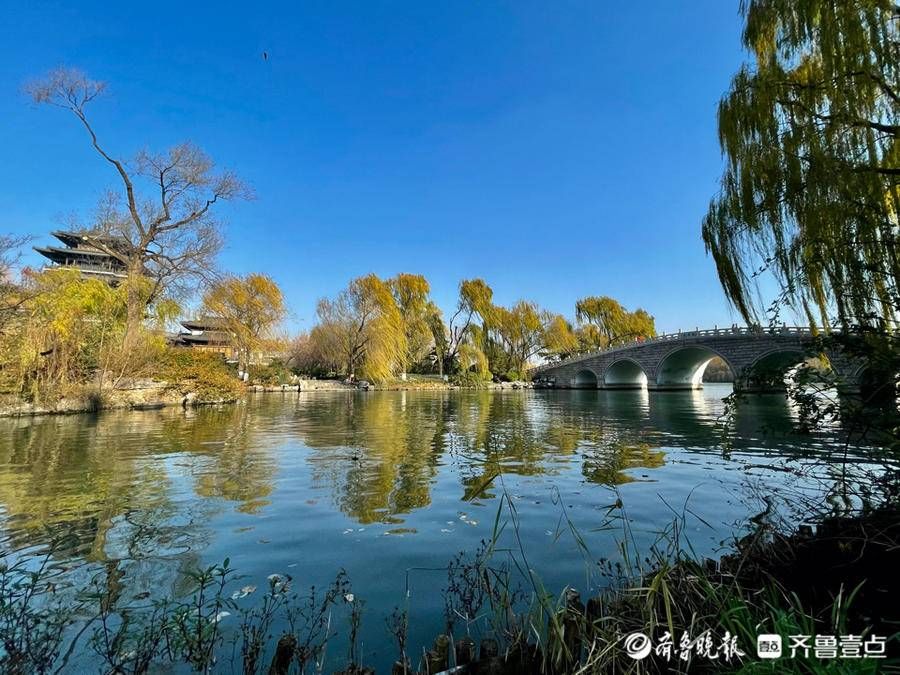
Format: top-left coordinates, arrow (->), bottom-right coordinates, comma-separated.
247,380 -> 356,393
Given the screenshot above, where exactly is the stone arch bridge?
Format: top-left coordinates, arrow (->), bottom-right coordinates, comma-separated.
530,326 -> 872,394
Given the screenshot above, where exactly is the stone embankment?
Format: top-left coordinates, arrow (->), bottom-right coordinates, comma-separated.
0,379 -> 537,418
377,380 -> 533,391
488,380 -> 532,390
247,380 -> 356,393
249,380 -> 534,392
0,379 -> 236,418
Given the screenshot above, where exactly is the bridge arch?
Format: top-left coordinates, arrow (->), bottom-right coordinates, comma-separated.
602,358 -> 648,389
654,346 -> 735,390
852,364 -> 897,403
573,368 -> 599,389
738,348 -> 810,393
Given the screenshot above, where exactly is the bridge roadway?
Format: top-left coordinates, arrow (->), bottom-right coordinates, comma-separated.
530,326 -> 870,393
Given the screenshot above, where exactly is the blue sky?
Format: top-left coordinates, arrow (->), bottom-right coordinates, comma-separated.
1,1 -> 754,333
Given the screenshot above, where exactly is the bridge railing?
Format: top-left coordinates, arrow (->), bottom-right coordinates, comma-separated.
530,325 -> 815,374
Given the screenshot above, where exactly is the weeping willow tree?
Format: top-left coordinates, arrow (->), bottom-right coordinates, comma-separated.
457,342 -> 491,382
541,314 -> 579,361
574,296 -> 656,350
16,269 -> 128,395
389,273 -> 433,377
702,0 -> 900,329
0,268 -> 181,399
314,274 -> 406,382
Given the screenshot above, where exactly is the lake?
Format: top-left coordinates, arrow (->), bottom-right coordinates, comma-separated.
0,386 -> 880,672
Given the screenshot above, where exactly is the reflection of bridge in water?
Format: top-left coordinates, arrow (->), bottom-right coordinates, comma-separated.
531,326 -> 877,395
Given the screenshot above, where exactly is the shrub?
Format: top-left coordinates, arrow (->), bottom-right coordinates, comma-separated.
248,360 -> 293,386
152,349 -> 244,402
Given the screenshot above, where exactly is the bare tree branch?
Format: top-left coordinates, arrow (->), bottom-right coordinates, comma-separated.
28,67 -> 251,341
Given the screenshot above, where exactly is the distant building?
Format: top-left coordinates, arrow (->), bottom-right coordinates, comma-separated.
171,318 -> 284,370
34,230 -> 129,283
172,318 -> 235,359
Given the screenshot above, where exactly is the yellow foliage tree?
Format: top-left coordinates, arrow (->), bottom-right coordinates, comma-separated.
313,274 -> 406,382
389,273 -> 433,376
575,296 -> 655,350
4,269 -> 183,400
489,301 -> 547,377
4,269 -> 126,398
203,274 -> 286,374
541,314 -> 578,362
702,0 -> 899,328
457,343 -> 491,383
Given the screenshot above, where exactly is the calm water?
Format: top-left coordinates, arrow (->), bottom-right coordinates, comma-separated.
0,386 -> 881,671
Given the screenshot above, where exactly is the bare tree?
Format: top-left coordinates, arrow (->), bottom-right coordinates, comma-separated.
0,234 -> 31,331
0,234 -> 29,282
27,67 -> 251,346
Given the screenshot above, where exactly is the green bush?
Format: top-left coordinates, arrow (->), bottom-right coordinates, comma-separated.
248,360 -> 293,385
152,349 -> 244,402
452,369 -> 493,387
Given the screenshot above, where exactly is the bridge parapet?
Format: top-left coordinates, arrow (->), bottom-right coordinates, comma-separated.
531,326 -> 815,377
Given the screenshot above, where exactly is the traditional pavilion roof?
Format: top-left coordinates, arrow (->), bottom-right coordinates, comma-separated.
34,229 -> 133,282
50,230 -> 131,254
176,331 -> 231,345
180,317 -> 230,332
173,318 -> 232,348
34,245 -> 126,261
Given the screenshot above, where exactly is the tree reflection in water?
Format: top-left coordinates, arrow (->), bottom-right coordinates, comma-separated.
0,387 -> 862,564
